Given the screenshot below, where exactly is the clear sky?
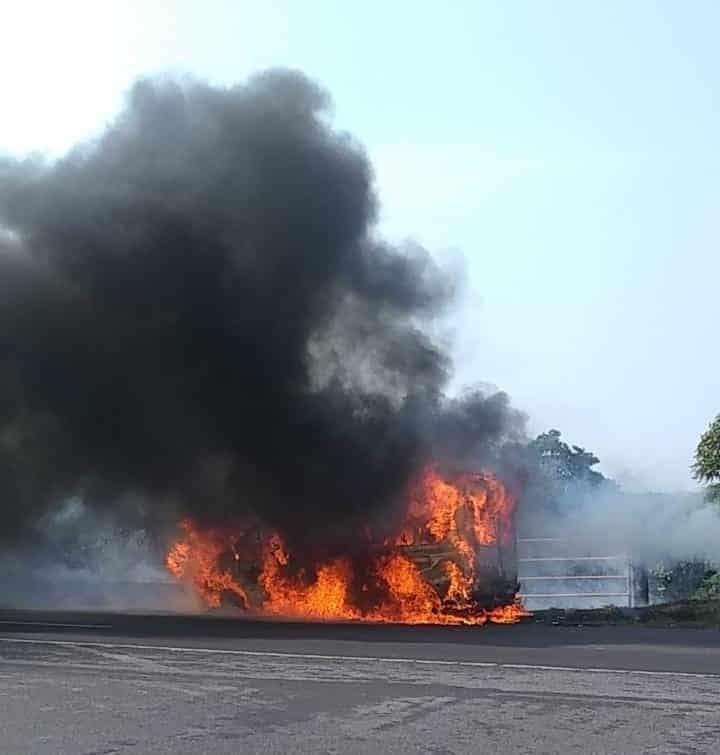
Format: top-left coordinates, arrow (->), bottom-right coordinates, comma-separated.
2,0 -> 718,492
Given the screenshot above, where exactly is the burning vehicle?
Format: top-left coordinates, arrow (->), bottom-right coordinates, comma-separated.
0,70 -> 529,625
166,467 -> 527,625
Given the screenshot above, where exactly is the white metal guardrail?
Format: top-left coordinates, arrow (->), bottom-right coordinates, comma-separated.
516,537 -> 633,610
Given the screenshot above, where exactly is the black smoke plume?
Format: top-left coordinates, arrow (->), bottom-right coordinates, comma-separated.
0,70 -> 524,546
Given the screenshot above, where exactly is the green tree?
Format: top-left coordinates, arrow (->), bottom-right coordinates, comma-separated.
529,429 -> 607,491
521,429 -> 614,516
693,415 -> 720,504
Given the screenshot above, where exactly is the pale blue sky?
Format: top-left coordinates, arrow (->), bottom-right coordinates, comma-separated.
2,1 -> 718,491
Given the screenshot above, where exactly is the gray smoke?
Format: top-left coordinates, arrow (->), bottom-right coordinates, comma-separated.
0,69 -> 525,554
553,487 -> 719,565
520,479 -> 720,569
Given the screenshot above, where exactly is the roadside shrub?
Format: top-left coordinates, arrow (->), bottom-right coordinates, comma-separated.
693,571 -> 720,601
651,560 -> 713,602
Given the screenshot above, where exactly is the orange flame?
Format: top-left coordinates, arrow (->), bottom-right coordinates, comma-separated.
165,467 -> 530,625
370,552 -> 445,624
260,537 -> 360,620
411,468 -> 514,563
444,560 -> 472,604
165,520 -> 248,609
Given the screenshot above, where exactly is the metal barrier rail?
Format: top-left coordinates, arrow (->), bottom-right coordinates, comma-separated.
521,575 -> 627,581
518,556 -> 627,562
517,592 -> 630,599
516,536 -> 634,607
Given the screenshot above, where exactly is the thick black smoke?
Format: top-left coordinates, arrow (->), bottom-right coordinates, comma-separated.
0,70 -> 524,544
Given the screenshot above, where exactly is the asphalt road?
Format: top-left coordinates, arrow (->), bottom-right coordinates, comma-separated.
2,609 -> 720,754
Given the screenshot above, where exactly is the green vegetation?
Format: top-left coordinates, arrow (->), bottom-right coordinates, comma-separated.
652,560 -> 714,603
693,414 -> 720,504
529,429 -> 608,490
534,600 -> 720,628
693,570 -> 720,601
523,429 -> 616,516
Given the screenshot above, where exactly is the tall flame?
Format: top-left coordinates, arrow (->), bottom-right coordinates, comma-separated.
165,467 -> 529,625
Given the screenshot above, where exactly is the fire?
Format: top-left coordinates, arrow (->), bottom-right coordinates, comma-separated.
260,544 -> 360,621
444,560 -> 472,604
165,467 -> 530,625
370,553 -> 445,624
406,468 -> 514,566
165,520 -> 248,609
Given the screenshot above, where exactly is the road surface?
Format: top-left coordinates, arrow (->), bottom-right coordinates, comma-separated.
1,609 -> 719,754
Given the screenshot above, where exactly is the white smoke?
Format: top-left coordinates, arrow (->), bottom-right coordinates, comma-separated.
1,499 -> 198,611
525,485 -> 719,566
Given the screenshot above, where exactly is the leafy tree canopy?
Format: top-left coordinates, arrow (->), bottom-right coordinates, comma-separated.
694,415 -> 720,503
529,429 -> 607,490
